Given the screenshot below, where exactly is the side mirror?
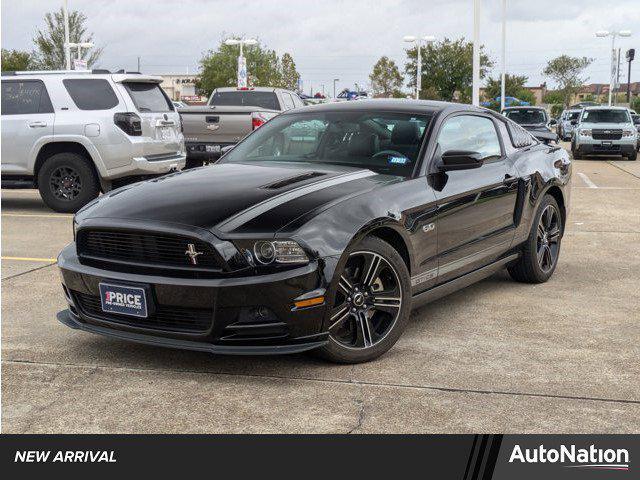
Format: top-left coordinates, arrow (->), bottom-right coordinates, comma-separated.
633,117 -> 640,125
549,118 -> 558,126
439,150 -> 484,171
570,120 -> 578,126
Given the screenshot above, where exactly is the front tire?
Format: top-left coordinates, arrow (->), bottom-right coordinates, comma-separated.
627,150 -> 637,161
508,194 -> 563,283
317,236 -> 411,363
37,153 -> 99,213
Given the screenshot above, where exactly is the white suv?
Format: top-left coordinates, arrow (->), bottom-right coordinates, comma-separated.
1,70 -> 186,212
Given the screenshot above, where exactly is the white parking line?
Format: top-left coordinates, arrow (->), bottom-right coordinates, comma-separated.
577,172 -> 598,189
1,213 -> 72,219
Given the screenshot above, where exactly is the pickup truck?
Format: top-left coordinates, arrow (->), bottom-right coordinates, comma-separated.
180,86 -> 305,167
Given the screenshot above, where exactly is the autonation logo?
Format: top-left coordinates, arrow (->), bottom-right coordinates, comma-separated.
509,444 -> 630,471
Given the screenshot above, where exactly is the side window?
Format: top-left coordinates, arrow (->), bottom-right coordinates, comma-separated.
281,92 -> 295,110
63,79 -> 119,110
292,94 -> 305,108
1,80 -> 53,115
437,115 -> 502,160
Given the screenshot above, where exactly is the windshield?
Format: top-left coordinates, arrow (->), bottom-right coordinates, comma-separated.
124,82 -> 173,112
581,109 -> 631,124
504,109 -> 547,125
220,111 -> 432,177
210,91 -> 280,110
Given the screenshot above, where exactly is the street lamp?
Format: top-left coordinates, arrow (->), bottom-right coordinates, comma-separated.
403,35 -> 435,99
225,37 -> 258,88
67,42 -> 94,70
333,78 -> 340,99
596,29 -> 632,105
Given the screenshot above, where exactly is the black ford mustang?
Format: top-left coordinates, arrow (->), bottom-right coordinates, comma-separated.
58,100 -> 571,363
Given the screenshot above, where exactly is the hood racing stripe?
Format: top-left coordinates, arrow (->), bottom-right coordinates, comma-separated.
217,170 -> 377,232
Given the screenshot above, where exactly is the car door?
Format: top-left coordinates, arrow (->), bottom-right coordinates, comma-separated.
1,79 -> 55,175
430,113 -> 519,284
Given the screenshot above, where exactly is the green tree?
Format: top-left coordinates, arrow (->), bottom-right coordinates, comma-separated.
543,55 -> 593,108
1,49 -> 35,71
279,53 -> 300,91
198,38 -> 299,96
405,38 -> 493,103
33,8 -> 102,69
543,90 -> 564,104
369,56 -> 404,97
484,73 -> 528,100
632,96 -> 640,112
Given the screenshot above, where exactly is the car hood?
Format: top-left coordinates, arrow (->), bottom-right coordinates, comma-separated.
77,162 -> 397,235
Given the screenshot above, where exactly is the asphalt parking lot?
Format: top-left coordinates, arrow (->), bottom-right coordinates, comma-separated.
2,144 -> 639,433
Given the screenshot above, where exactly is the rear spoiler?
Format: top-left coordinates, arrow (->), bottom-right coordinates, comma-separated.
112,74 -> 163,84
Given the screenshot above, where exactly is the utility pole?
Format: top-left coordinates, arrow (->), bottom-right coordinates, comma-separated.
472,0 -> 481,106
615,48 -> 621,105
626,49 -> 635,104
137,56 -> 141,72
500,0 -> 507,111
63,0 -> 71,70
333,78 -> 339,99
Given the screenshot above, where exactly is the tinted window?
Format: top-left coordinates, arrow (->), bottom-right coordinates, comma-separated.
210,91 -> 280,110
504,109 -> 547,125
438,115 -> 502,159
281,92 -> 295,110
63,79 -> 119,110
221,111 -> 431,177
581,109 -> 630,124
123,82 -> 172,112
1,80 -> 53,115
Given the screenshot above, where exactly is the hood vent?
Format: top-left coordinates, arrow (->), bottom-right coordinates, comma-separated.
260,171 -> 326,190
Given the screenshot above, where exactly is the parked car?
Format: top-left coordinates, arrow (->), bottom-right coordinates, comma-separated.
630,112 -> 640,149
180,87 -> 305,168
1,70 -> 185,212
501,106 -> 558,143
571,106 -> 637,160
557,109 -> 582,141
58,100 -> 571,363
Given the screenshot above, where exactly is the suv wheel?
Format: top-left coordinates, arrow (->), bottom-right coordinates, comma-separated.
38,153 -> 100,213
627,150 -> 637,161
317,236 -> 411,363
508,194 -> 563,284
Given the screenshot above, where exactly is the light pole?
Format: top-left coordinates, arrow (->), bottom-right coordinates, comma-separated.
67,42 -> 94,70
224,37 -> 258,88
596,29 -> 632,106
472,0 -> 481,106
333,78 -> 339,99
403,35 -> 436,99
500,0 -> 507,111
63,0 -> 71,70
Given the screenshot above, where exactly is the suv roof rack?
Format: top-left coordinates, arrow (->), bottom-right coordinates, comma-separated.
1,69 -> 144,77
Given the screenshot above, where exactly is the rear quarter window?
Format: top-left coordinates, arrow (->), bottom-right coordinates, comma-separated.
123,82 -> 173,112
63,79 -> 119,110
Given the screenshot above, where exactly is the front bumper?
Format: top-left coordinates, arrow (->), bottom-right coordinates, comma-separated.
57,244 -> 331,355
575,142 -> 636,156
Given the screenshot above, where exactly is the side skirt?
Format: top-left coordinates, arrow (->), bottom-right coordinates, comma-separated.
410,253 -> 520,310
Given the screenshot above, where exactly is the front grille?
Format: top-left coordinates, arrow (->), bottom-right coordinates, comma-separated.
592,129 -> 622,140
77,229 -> 220,270
72,291 -> 213,333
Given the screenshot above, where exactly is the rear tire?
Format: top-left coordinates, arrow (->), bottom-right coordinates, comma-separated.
37,153 -> 99,213
508,194 -> 563,284
316,236 -> 412,363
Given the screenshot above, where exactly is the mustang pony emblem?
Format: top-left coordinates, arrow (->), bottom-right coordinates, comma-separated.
185,243 -> 204,265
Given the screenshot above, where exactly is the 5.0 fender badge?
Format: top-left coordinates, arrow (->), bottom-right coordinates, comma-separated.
422,223 -> 435,233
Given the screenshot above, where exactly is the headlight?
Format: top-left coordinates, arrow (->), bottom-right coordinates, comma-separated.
252,240 -> 308,265
579,129 -> 592,137
622,129 -> 636,137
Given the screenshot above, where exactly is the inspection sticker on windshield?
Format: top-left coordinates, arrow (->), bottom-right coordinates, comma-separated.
99,283 -> 148,318
389,156 -> 408,164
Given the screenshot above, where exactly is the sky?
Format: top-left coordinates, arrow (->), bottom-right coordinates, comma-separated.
2,0 -> 639,96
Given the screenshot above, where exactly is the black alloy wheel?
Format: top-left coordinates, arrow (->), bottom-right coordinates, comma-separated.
318,236 -> 411,363
50,166 -> 82,201
536,204 -> 561,273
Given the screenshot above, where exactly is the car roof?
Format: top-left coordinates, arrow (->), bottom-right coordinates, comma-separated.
1,70 -> 162,84
214,87 -> 294,93
288,99 -> 484,115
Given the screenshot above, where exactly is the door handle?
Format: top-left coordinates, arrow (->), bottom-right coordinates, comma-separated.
28,121 -> 47,128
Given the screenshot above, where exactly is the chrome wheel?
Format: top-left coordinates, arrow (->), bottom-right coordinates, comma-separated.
536,204 -> 560,273
329,251 -> 402,350
50,166 -> 82,201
